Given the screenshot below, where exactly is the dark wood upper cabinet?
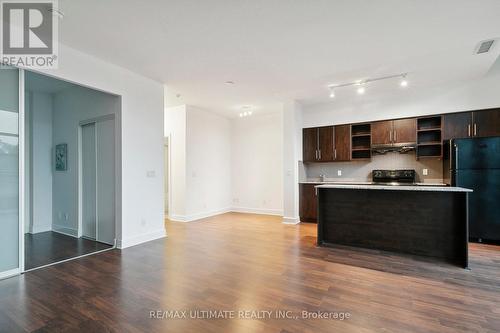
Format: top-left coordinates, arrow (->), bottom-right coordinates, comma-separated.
473,109 -> 500,138
371,121 -> 393,145
334,124 -> 351,161
393,118 -> 416,144
318,126 -> 335,162
443,112 -> 472,141
302,128 -> 318,162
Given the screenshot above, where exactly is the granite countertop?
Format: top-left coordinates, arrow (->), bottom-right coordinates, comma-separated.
315,184 -> 473,192
300,180 -> 448,186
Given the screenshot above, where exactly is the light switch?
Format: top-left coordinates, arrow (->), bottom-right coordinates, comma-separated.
337,170 -> 342,176
423,169 -> 428,176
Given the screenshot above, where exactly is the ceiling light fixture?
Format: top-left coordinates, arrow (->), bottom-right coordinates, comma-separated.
239,106 -> 254,118
328,72 -> 408,98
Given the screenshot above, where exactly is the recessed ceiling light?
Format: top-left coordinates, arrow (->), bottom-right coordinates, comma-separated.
357,86 -> 365,95
400,80 -> 408,87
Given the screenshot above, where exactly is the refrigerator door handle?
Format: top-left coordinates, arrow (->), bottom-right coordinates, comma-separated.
454,143 -> 459,170
468,124 -> 471,137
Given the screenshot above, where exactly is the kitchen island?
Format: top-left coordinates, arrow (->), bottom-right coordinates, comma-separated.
316,184 -> 472,268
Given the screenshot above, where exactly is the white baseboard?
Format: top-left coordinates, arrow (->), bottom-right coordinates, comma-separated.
52,225 -> 78,238
117,228 -> 167,249
282,216 -> 300,224
0,268 -> 20,280
231,206 -> 283,216
170,207 -> 285,222
170,207 -> 231,222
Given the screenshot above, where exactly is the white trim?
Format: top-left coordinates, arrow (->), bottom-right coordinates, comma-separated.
0,268 -> 20,281
282,216 -> 300,224
52,225 -> 79,238
231,207 -> 283,216
117,228 -> 166,249
164,135 -> 172,220
19,69 -> 25,272
170,208 -> 232,222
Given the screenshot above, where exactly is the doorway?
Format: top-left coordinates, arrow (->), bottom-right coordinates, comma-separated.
21,71 -> 119,272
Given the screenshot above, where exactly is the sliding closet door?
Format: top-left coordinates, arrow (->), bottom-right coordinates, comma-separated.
95,119 -> 115,245
81,123 -> 96,240
0,67 -> 20,277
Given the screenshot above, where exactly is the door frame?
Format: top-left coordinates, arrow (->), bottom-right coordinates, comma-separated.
164,135 -> 171,220
18,69 -> 26,273
78,114 -> 116,244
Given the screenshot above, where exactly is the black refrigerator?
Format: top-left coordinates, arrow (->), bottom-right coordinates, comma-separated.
443,137 -> 500,243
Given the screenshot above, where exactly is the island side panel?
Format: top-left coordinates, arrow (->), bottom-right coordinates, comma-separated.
317,188 -> 468,267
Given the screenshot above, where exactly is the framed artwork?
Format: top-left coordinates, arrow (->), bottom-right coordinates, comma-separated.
55,143 -> 67,171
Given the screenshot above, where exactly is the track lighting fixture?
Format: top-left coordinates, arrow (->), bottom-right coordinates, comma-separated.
327,73 -> 409,98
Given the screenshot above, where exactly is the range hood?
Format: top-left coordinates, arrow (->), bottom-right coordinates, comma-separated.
371,143 -> 416,154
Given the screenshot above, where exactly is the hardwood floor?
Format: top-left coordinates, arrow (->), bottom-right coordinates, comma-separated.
1,212 -> 499,332
25,231 -> 113,270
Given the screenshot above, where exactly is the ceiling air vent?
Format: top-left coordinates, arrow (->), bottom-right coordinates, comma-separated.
476,40 -> 495,54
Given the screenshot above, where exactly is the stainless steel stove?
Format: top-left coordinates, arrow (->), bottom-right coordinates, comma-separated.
372,169 -> 416,185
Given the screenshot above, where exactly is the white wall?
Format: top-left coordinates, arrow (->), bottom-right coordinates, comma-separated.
28,43 -> 165,248
29,92 -> 53,234
164,105 -> 186,219
51,85 -> 120,237
165,105 -> 232,221
185,106 -> 231,219
231,113 -> 283,215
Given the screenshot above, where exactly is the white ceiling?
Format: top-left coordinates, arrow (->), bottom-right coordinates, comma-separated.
57,0 -> 500,117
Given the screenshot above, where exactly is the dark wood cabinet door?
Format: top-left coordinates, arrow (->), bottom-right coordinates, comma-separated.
371,121 -> 393,145
473,109 -> 500,138
302,128 -> 318,162
318,126 -> 334,161
299,184 -> 317,222
334,124 -> 351,161
443,112 -> 472,141
393,118 -> 416,144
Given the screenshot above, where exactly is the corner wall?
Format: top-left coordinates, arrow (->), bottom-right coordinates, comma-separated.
28,43 -> 166,248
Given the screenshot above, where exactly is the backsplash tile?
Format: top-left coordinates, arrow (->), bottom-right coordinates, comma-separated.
302,152 -> 443,183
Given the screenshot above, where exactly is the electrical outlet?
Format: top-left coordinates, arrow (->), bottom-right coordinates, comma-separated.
423,169 -> 428,176
337,170 -> 342,176
146,170 -> 156,178
64,213 -> 69,221
141,219 -> 147,226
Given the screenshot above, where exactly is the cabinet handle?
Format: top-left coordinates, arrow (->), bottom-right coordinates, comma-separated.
468,124 -> 471,137
389,131 -> 392,142
394,130 -> 397,142
334,149 -> 337,160
315,150 -> 318,160
473,123 -> 477,136
318,150 -> 322,160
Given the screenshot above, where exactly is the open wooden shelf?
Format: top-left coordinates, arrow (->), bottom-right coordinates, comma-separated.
416,116 -> 443,159
351,123 -> 372,160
